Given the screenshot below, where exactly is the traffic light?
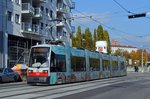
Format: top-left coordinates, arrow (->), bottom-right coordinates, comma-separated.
128,13 -> 146,19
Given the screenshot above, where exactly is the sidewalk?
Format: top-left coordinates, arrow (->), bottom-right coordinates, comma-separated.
127,66 -> 150,73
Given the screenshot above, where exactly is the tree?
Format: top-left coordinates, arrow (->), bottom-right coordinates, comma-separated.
71,34 -> 76,47
72,25 -> 111,52
84,28 -> 93,50
93,28 -> 97,50
82,33 -> 86,48
122,51 -> 130,59
113,49 -> 123,56
76,26 -> 82,48
97,25 -> 103,40
103,30 -> 111,54
135,50 -> 142,65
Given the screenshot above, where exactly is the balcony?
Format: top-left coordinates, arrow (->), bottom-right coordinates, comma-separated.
32,0 -> 47,3
34,8 -> 42,18
21,22 -> 41,35
71,2 -> 75,9
59,35 -> 67,41
22,3 -> 34,16
39,0 -> 47,2
56,7 -> 67,13
56,3 -> 67,13
56,21 -> 64,27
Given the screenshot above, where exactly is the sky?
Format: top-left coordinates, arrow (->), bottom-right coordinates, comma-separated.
72,0 -> 150,50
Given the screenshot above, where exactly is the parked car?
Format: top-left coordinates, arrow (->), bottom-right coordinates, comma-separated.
0,68 -> 19,83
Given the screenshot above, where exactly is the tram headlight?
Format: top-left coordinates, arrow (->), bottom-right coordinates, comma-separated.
43,70 -> 48,74
28,70 -> 33,73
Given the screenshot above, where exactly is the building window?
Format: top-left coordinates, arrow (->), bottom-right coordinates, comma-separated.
46,8 -> 48,16
41,6 -> 44,12
63,31 -> 66,36
50,10 -> 53,18
41,22 -> 44,30
50,27 -> 53,34
41,6 -> 44,15
15,0 -> 20,5
15,14 -> 20,24
7,11 -> 13,21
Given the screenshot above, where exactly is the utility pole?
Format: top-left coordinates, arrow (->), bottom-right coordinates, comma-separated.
141,48 -> 144,72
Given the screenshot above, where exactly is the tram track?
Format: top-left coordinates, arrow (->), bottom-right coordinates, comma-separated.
0,78 -> 115,94
29,77 -> 149,99
0,82 -> 26,87
28,77 -> 150,99
0,83 -> 28,90
0,85 -> 38,93
0,76 -> 121,90
0,77 -> 125,99
30,80 -> 125,99
0,74 -> 145,99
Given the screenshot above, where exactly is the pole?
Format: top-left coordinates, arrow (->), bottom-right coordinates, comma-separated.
141,48 -> 144,72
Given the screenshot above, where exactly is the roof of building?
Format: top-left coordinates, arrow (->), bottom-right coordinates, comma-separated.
111,45 -> 137,48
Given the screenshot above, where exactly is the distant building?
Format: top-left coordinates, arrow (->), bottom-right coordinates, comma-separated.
111,40 -> 138,54
111,39 -> 119,46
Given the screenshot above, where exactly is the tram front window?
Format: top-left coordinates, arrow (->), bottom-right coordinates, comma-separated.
29,47 -> 50,68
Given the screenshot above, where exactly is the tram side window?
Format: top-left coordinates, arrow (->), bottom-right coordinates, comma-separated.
120,62 -> 125,70
102,60 -> 110,71
89,58 -> 100,71
71,56 -> 86,72
112,61 -> 118,71
50,51 -> 66,72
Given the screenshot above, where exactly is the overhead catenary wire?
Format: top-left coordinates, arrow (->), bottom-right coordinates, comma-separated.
73,9 -> 137,37
73,20 -> 88,28
70,0 -> 150,46
113,0 -> 131,13
72,9 -> 150,45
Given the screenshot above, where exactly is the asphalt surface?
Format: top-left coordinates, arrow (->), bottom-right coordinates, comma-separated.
0,72 -> 150,99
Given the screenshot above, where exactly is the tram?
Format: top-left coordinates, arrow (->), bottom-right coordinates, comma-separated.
27,43 -> 127,85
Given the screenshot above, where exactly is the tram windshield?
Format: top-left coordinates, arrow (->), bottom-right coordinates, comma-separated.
29,47 -> 50,68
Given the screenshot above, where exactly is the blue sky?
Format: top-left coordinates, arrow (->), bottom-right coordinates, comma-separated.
72,0 -> 150,49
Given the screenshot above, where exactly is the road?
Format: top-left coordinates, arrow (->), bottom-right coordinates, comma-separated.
0,72 -> 150,99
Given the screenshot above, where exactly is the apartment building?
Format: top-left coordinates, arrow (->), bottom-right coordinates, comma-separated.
0,0 -> 75,68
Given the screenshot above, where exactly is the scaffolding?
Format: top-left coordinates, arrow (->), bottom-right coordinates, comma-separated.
8,34 -> 40,68
8,40 -> 28,67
